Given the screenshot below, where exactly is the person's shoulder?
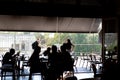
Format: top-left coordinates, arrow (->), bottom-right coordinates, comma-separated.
32,41 -> 37,44
4,52 -> 10,55
3,52 -> 10,59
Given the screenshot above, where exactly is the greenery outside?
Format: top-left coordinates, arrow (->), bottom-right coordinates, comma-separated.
0,31 -> 101,56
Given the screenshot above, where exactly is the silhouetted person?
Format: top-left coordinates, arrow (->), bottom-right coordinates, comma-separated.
66,39 -> 74,52
2,48 -> 15,65
32,38 -> 41,50
63,39 -> 74,56
47,45 -> 60,80
2,48 -> 17,80
61,45 -> 73,72
43,47 -> 51,56
28,46 -> 41,80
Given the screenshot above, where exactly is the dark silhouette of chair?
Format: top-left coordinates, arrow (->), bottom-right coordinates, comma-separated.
89,55 -> 102,70
21,55 -> 30,73
79,63 -> 102,80
1,57 -> 18,80
91,63 -> 102,78
1,64 -> 16,80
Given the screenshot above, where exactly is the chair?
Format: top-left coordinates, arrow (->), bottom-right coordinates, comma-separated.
73,56 -> 78,72
79,63 -> 102,80
81,53 -> 90,68
21,55 -> 30,72
1,64 -> 16,80
79,53 -> 82,66
91,63 -> 102,80
22,60 -> 29,72
89,55 -> 102,70
93,55 -> 102,68
1,57 -> 19,80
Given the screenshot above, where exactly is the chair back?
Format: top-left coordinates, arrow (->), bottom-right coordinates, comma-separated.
1,55 -> 19,80
73,56 -> 78,65
89,54 -> 93,61
82,53 -> 89,60
91,63 -> 102,78
91,64 -> 97,76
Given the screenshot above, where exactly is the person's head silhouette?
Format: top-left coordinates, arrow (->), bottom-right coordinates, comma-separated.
9,48 -> 15,55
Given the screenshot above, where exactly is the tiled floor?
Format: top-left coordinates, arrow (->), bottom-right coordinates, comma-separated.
0,56 -> 96,80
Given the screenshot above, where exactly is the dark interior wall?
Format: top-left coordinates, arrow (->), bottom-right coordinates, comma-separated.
118,17 -> 120,64
0,3 -> 102,17
104,18 -> 117,33
0,0 -> 115,18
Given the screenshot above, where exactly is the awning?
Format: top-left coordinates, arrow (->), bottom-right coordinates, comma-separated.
0,15 -> 102,33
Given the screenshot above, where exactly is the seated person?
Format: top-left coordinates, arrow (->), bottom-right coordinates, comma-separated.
2,48 -> 16,65
43,47 -> 51,56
